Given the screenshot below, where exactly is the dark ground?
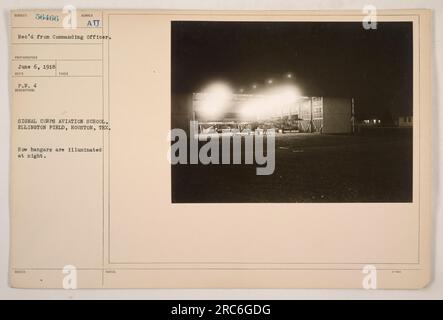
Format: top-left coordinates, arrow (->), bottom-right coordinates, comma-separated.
171,129 -> 413,203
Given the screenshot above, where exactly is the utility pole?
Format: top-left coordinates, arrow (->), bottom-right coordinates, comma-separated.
351,97 -> 355,134
310,97 -> 314,133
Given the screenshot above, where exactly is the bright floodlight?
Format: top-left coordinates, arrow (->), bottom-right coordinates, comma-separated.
267,79 -> 273,84
239,84 -> 301,120
198,81 -> 233,119
286,73 -> 292,78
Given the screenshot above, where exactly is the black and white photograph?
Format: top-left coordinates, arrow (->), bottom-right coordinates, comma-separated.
171,21 -> 413,203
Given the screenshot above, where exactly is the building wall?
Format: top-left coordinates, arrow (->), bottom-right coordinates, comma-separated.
398,116 -> 413,127
322,97 -> 352,134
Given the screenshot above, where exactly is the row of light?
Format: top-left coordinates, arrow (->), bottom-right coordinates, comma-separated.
239,73 -> 294,93
197,74 -> 301,121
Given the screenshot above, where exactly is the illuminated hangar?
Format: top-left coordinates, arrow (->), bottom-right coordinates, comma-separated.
191,82 -> 355,135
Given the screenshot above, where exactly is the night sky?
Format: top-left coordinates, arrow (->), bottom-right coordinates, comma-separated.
171,21 -> 413,121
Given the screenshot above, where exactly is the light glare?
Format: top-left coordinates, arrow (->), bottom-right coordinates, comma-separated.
239,84 -> 301,120
197,82 -> 233,119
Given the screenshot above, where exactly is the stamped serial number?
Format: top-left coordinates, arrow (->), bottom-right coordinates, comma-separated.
35,13 -> 59,22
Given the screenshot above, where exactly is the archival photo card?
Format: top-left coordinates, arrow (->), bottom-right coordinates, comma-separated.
9,9 -> 431,289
